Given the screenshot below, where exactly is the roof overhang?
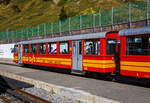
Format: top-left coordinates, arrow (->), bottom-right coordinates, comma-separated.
119,27 -> 150,36
17,32 -> 107,45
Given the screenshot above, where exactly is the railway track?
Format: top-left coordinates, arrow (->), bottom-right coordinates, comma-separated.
0,76 -> 51,103
0,93 -> 23,103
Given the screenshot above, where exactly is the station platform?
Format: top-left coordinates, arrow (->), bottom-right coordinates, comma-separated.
0,59 -> 150,103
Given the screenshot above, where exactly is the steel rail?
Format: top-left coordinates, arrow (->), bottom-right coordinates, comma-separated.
0,76 -> 52,103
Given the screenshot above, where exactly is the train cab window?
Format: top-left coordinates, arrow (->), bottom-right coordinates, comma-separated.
38,43 -> 46,54
14,45 -> 18,54
31,44 -> 37,54
84,40 -> 100,55
126,36 -> 150,55
59,42 -> 69,54
48,43 -> 57,54
24,44 -> 29,53
106,39 -> 116,55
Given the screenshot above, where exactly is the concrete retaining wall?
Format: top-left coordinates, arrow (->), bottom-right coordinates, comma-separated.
0,71 -> 121,103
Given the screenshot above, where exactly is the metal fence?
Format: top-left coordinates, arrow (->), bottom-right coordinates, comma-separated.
0,1 -> 149,40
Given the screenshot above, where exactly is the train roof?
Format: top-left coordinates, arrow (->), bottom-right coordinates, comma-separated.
17,32 -> 107,44
119,27 -> 150,36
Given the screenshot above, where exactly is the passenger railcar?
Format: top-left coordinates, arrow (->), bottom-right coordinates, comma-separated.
119,27 -> 150,79
14,31 -> 119,75
13,27 -> 150,79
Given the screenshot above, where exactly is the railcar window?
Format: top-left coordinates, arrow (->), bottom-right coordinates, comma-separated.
24,44 -> 29,53
48,43 -> 57,54
79,41 -> 82,55
126,36 -> 150,55
106,39 -> 116,55
31,44 -> 37,54
59,42 -> 69,54
84,40 -> 100,55
38,43 -> 46,54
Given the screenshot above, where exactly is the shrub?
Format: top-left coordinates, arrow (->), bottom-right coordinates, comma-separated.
59,6 -> 68,20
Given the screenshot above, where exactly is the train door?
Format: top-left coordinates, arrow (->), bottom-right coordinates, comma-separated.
115,39 -> 120,75
72,40 -> 83,72
106,32 -> 120,74
18,44 -> 22,64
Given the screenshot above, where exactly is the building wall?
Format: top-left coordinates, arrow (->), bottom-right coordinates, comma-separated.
0,44 -> 14,59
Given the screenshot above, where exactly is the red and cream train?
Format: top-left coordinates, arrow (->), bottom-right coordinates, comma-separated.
13,27 -> 150,79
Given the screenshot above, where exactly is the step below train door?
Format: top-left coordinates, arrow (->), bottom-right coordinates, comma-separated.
18,44 -> 22,64
72,40 -> 83,74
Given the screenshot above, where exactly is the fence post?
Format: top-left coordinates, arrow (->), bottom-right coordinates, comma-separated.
51,23 -> 53,37
38,25 -> 40,38
69,17 -> 71,35
15,30 -> 16,39
14,30 -> 17,42
80,15 -> 82,34
21,30 -> 23,40
21,30 -> 22,40
44,24 -> 46,37
6,29 -> 9,43
147,0 -> 149,26
129,3 -> 132,28
32,27 -> 33,37
99,10 -> 102,31
18,30 -> 20,41
112,7 -> 114,30
27,28 -> 28,40
93,14 -> 96,32
59,20 -> 62,36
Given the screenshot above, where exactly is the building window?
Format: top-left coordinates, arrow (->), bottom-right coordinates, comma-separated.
38,43 -> 46,54
106,39 -> 116,55
59,42 -> 69,54
84,39 -> 100,55
126,35 -> 150,55
31,44 -> 37,54
48,43 -> 57,54
24,44 -> 29,54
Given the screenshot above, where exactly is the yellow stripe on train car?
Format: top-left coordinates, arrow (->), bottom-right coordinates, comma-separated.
121,61 -> 150,67
83,63 -> 115,68
83,59 -> 114,64
39,57 -> 71,62
22,57 -> 71,66
121,66 -> 150,73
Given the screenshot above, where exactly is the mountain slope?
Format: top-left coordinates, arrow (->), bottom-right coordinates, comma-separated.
0,0 -> 145,32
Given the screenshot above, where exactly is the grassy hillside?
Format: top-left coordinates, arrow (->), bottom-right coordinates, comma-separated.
0,0 -> 146,32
